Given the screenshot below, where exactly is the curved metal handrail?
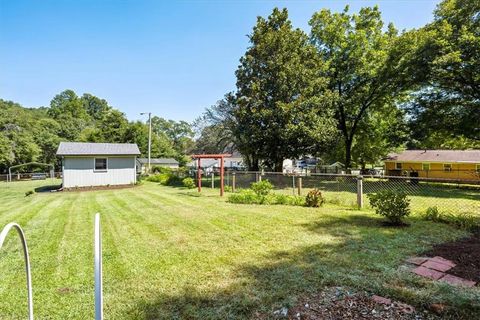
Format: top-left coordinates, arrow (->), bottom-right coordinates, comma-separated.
0,222 -> 34,320
94,213 -> 103,320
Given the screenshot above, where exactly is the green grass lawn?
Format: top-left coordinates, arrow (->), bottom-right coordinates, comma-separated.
0,180 -> 479,319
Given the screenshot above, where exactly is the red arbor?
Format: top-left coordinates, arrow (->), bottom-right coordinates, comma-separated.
191,154 -> 231,196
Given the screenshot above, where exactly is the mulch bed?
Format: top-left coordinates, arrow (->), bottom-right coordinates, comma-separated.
424,232 -> 480,282
268,287 -> 437,320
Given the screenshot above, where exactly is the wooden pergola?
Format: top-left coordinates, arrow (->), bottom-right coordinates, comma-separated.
191,154 -> 231,196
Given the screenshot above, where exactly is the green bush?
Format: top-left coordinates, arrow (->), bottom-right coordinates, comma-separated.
423,206 -> 478,230
228,189 -> 261,204
25,190 -> 34,197
228,190 -> 305,206
146,172 -> 182,186
305,189 -> 324,207
165,175 -> 182,186
182,177 -> 196,189
146,174 -> 168,183
151,166 -> 173,174
250,180 -> 273,196
367,190 -> 410,224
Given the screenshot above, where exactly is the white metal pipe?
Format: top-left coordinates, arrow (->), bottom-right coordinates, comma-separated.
94,213 -> 103,320
0,222 -> 34,320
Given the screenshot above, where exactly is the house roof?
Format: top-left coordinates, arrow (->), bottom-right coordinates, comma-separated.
137,158 -> 179,165
385,150 -> 480,163
56,142 -> 141,156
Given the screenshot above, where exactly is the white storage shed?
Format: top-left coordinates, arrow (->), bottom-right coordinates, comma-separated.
56,142 -> 141,188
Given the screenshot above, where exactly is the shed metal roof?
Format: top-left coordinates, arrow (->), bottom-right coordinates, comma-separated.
385,150 -> 480,163
56,142 -> 141,156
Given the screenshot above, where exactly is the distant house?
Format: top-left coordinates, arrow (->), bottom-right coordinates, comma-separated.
384,150 -> 480,181
56,142 -> 141,188
137,158 -> 179,173
318,161 -> 345,174
187,153 -> 245,173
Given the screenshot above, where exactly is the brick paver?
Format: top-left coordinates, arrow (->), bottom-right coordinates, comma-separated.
406,257 -> 428,265
429,256 -> 456,268
422,260 -> 454,272
412,266 -> 445,280
439,274 -> 477,287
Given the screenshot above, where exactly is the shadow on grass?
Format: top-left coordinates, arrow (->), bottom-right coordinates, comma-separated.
34,184 -> 62,193
129,215 -> 479,319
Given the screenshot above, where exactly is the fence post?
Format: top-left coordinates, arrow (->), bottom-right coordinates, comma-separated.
297,177 -> 302,196
211,173 -> 215,189
357,175 -> 363,209
94,213 -> 103,320
232,172 -> 236,192
258,172 -> 262,182
292,175 -> 295,195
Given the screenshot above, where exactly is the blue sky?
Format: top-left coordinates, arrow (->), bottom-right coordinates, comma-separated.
0,0 -> 440,122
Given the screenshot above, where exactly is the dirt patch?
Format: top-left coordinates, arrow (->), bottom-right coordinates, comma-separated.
269,287 -> 437,319
424,232 -> 480,282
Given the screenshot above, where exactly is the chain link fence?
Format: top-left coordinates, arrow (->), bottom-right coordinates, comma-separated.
0,172 -> 62,182
223,171 -> 480,216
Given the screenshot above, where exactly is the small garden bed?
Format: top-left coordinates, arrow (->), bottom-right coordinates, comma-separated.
425,231 -> 480,282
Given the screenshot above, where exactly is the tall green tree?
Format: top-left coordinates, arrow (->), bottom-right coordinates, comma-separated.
407,0 -> 480,143
235,8 -> 336,171
48,90 -> 91,140
124,121 -> 176,158
151,117 -> 195,155
309,6 -> 417,169
81,93 -> 111,121
194,93 -> 239,155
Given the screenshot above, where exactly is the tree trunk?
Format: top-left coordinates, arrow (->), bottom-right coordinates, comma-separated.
274,160 -> 283,172
345,138 -> 353,173
249,155 -> 259,171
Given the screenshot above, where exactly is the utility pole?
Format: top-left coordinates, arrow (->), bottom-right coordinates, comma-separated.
140,112 -> 152,174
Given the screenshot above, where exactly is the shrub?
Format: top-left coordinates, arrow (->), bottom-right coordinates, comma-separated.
250,180 -> 273,196
367,190 -> 410,224
146,172 -> 182,186
151,166 -> 173,174
228,189 -> 261,204
423,206 -> 478,230
224,185 -> 233,193
228,190 -> 305,206
182,177 -> 196,189
25,190 -> 34,197
146,174 -> 167,183
305,189 -> 324,207
165,175 -> 182,186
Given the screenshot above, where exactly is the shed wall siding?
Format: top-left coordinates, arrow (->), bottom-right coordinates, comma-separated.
63,156 -> 136,188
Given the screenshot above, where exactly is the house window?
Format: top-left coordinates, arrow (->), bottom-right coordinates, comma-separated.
95,158 -> 108,171
443,163 -> 452,172
395,162 -> 402,170
422,163 -> 430,171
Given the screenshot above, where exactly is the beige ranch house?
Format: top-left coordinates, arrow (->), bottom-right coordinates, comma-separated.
56,142 -> 141,188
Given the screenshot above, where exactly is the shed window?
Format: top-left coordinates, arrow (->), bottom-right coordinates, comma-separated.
422,163 -> 430,171
95,158 -> 107,171
443,163 -> 452,172
395,162 -> 402,170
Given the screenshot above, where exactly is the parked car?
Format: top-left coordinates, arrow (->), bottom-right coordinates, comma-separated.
31,173 -> 47,180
